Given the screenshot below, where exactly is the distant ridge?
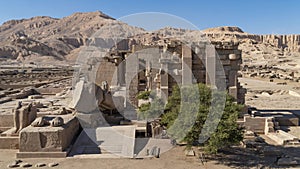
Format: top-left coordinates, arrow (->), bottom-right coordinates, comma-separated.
0,11 -> 299,63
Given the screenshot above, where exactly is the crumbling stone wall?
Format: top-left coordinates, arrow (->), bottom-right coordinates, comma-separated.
94,40 -> 246,107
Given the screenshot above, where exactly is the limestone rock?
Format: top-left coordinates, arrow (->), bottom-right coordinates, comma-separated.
50,117 -> 64,127
20,163 -> 32,168
203,26 -> 244,33
185,149 -> 195,156
48,163 -> 59,167
7,160 -> 22,168
7,164 -> 19,168
31,117 -> 47,127
35,163 -> 46,167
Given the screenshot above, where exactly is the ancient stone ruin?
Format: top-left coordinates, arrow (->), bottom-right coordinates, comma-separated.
90,39 -> 246,106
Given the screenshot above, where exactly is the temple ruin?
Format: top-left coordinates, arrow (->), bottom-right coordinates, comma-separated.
93,39 -> 246,106
0,38 -> 247,159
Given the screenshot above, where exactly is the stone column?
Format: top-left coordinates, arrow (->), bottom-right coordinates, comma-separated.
118,59 -> 126,86
126,53 -> 139,107
159,53 -> 169,100
182,45 -> 193,85
205,45 -> 216,86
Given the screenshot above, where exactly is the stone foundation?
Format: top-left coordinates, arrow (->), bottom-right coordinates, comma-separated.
0,136 -> 19,149
17,114 -> 80,158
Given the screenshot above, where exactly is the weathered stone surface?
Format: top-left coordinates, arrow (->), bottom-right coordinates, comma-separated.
244,116 -> 269,134
20,163 -> 32,168
31,117 -> 47,127
9,87 -> 39,99
0,136 -> 19,149
267,130 -> 300,146
35,163 -> 46,167
48,163 -> 59,167
19,114 -> 80,156
50,117 -> 64,127
7,164 -> 19,168
185,149 -> 195,156
0,97 -> 12,104
69,80 -> 98,113
70,80 -> 124,113
7,160 -> 22,168
28,95 -> 43,99
13,102 -> 37,134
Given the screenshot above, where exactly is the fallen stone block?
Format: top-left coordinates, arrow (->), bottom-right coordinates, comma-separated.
35,163 -> 46,167
48,163 -> 59,167
185,149 -> 195,156
20,163 -> 32,168
0,97 -> 12,104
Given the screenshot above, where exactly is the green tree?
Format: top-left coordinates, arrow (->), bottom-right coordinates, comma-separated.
161,83 -> 244,154
136,91 -> 151,100
137,91 -> 165,120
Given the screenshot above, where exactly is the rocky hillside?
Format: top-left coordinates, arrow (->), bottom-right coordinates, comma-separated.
203,26 -> 300,82
0,12 -> 299,79
204,26 -> 300,53
0,11 -> 144,62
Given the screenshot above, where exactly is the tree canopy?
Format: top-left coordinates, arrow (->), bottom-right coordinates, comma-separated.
138,83 -> 244,154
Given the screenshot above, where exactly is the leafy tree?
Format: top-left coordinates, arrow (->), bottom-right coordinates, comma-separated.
136,91 -> 151,100
137,91 -> 165,120
161,83 -> 244,154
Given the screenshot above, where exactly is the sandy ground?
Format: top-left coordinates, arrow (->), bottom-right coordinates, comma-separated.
1,78 -> 299,169
0,147 -> 232,169
240,77 -> 300,109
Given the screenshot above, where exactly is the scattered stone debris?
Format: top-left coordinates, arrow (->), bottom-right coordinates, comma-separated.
244,130 -> 256,139
15,160 -> 22,164
50,116 -> 64,127
20,163 -> 32,168
7,164 -> 19,168
48,162 -> 59,167
35,163 -> 46,167
185,149 -> 195,156
7,160 -> 22,168
31,116 -> 48,127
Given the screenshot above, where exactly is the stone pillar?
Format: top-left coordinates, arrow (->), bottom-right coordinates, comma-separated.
228,70 -> 238,87
126,53 -> 139,107
228,86 -> 238,101
182,45 -> 193,85
118,60 -> 126,86
205,45 -> 216,86
160,72 -> 169,100
159,52 -> 170,100
145,62 -> 152,90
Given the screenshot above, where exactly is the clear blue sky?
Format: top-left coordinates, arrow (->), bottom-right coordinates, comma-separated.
0,0 -> 299,34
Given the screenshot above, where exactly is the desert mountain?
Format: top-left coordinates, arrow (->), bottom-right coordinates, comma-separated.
0,11 -> 145,62
0,11 -> 299,73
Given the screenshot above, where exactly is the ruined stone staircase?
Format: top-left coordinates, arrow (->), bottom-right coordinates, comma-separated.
266,130 -> 300,146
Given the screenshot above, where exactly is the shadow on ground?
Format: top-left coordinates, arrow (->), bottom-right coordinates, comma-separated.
205,142 -> 300,168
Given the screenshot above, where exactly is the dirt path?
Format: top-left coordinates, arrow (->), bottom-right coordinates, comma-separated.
0,147 -> 232,169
